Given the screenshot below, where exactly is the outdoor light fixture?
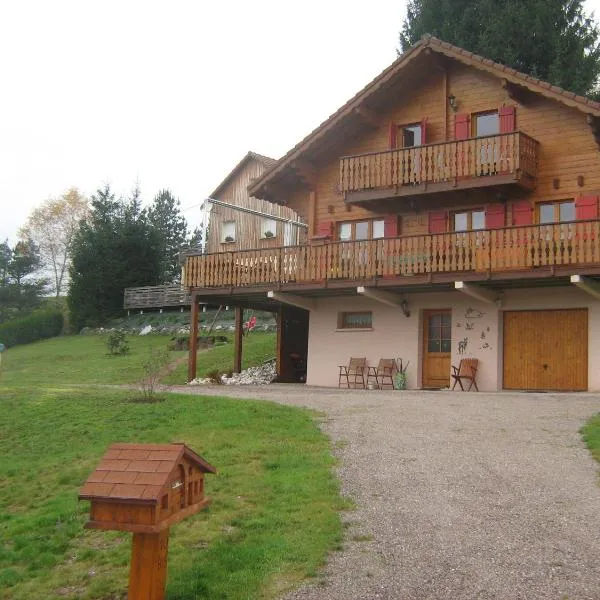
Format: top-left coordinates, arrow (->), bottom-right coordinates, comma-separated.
401,298 -> 411,318
447,94 -> 458,112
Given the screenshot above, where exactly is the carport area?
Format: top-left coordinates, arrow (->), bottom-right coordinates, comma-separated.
177,385 -> 600,599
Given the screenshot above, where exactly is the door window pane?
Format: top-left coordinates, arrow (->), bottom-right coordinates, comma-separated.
441,339 -> 452,353
475,112 -> 499,136
454,213 -> 468,232
539,204 -> 556,224
355,221 -> 369,240
428,339 -> 441,353
559,201 -> 575,222
373,220 -> 385,239
472,211 -> 485,230
339,223 -> 352,241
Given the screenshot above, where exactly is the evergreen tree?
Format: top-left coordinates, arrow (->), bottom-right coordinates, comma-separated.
68,184 -> 162,330
400,0 -> 600,97
146,189 -> 188,283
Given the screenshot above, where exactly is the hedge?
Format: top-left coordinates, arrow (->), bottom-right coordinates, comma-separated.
0,309 -> 64,347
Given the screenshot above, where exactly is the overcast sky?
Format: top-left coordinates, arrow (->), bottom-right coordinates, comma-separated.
1,0 -> 599,244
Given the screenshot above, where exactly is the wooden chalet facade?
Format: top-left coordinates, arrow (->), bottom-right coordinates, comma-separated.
185,36 -> 600,391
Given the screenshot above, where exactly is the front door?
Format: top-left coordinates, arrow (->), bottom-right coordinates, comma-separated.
422,310 -> 452,388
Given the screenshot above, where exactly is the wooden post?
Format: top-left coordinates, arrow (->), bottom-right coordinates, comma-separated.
128,530 -> 170,600
234,306 -> 243,374
188,293 -> 199,382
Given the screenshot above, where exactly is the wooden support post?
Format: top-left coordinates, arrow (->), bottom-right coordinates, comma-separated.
234,306 -> 243,374
454,281 -> 499,305
128,530 -> 170,600
571,274 -> 600,300
188,293 -> 199,382
267,291 -> 316,311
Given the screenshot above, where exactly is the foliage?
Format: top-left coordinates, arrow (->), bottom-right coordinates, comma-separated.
581,414 -> 600,464
19,187 -> 89,297
0,384 -> 345,600
105,330 -> 130,355
399,0 -> 600,97
147,189 -> 189,284
137,347 -> 171,401
205,368 -> 224,383
0,308 -> 63,347
68,184 -> 162,331
0,238 -> 47,323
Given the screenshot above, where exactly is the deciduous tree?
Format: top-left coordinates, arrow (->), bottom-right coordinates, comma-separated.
400,0 -> 600,97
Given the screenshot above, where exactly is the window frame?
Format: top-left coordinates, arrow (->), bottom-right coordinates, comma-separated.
337,311 -> 373,331
337,219 -> 386,241
451,208 -> 486,232
261,217 -> 277,239
472,110 -> 500,137
537,200 -> 576,224
400,122 -> 423,148
221,220 -> 236,243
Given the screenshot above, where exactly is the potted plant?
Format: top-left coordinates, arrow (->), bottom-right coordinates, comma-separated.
264,230 -> 274,238
224,235 -> 234,243
393,358 -> 410,390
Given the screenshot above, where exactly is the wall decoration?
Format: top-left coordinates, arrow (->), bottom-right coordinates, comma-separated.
456,321 -> 463,328
465,307 -> 485,319
481,331 -> 486,339
458,337 -> 468,354
465,322 -> 475,330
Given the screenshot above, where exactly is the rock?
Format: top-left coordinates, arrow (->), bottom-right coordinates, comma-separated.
139,325 -> 152,336
188,359 -> 277,387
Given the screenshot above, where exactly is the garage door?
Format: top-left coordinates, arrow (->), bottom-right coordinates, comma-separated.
503,309 -> 588,391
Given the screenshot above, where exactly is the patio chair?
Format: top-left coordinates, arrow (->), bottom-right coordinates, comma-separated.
338,357 -> 367,389
451,358 -> 479,391
367,358 -> 398,390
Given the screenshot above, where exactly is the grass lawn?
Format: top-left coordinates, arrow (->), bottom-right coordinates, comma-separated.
581,415 -> 600,465
0,333 -> 346,599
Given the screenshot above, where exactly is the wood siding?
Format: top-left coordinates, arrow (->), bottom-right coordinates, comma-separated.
503,309 -> 588,391
207,157 -> 306,253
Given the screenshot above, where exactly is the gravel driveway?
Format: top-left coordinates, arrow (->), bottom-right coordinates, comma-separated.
175,385 -> 600,599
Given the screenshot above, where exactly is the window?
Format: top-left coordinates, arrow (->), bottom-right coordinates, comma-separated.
161,494 -> 169,510
539,200 -> 575,224
261,217 -> 277,239
355,221 -> 369,240
474,111 -> 499,137
372,219 -> 385,239
338,219 -> 385,241
428,313 -> 452,353
338,311 -> 373,330
402,124 -> 422,147
221,221 -> 236,243
339,222 -> 352,241
453,209 -> 486,232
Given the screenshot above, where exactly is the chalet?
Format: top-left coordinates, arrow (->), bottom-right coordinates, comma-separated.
204,151 -> 307,252
185,35 -> 600,392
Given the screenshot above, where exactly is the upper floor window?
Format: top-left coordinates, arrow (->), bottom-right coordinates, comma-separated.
539,200 -> 575,224
402,124 -> 422,148
453,209 -> 485,232
338,219 -> 385,241
474,111 -> 499,137
221,221 -> 236,243
261,217 -> 277,238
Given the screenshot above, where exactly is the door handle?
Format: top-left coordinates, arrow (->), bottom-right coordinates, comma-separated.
543,364 -> 548,370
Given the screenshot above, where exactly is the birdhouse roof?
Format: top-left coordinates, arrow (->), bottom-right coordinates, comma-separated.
79,443 -> 216,504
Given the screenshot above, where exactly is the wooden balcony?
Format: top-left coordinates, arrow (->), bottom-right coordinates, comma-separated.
339,132 -> 539,204
185,220 -> 600,291
123,285 -> 191,309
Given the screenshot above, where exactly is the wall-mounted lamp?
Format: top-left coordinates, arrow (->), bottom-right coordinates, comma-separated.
401,298 -> 411,318
447,94 -> 458,112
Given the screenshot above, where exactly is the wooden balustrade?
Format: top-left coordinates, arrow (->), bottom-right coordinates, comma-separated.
185,220 -> 600,289
339,131 -> 538,193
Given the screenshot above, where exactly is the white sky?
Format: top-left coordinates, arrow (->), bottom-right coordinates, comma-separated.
1,0 -> 599,244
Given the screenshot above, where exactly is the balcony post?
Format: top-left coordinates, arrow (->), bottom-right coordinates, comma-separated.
233,306 -> 243,374
187,292 -> 199,382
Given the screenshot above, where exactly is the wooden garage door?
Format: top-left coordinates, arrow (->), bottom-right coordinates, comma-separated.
503,309 -> 588,391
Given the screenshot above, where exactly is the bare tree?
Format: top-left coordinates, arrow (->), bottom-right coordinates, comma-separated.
20,188 -> 89,297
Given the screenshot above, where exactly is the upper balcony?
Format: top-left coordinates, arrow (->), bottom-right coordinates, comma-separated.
340,131 -> 539,205
184,220 -> 600,293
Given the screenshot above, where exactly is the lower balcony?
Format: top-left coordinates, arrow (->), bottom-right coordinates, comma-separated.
184,220 -> 600,290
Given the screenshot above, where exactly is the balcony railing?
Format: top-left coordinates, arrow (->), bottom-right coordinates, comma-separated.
339,131 -> 538,194
184,221 -> 600,289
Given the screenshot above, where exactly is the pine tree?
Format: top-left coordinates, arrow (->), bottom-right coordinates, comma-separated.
68,184 -> 162,330
146,189 -> 188,284
400,0 -> 600,97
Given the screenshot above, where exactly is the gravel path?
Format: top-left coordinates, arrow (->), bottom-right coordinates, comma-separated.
173,385 -> 600,599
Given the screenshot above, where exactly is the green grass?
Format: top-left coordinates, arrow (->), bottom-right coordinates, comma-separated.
0,332 -> 346,599
581,414 -> 600,465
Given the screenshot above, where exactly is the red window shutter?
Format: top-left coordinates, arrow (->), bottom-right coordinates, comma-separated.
420,118 -> 428,145
575,195 -> 599,220
428,210 -> 447,234
499,105 -> 516,133
485,204 -> 506,229
388,122 -> 397,149
316,221 -> 333,238
454,113 -> 470,140
512,200 -> 533,226
383,215 -> 398,237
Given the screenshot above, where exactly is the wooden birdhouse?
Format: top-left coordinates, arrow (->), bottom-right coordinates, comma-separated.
79,443 -> 216,600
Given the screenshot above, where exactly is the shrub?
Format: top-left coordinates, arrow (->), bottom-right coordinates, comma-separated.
106,330 -> 130,355
136,348 -> 171,402
205,368 -> 224,384
0,309 -> 64,347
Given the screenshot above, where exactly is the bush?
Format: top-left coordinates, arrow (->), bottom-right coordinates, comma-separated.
0,309 -> 64,348
106,330 -> 130,355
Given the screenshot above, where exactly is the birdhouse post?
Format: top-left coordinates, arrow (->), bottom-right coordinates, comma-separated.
79,443 -> 216,600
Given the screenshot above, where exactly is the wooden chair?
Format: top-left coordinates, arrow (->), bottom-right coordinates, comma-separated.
338,357 -> 367,389
451,358 -> 479,391
367,358 -> 398,390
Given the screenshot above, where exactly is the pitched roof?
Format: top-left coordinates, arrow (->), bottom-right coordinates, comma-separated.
79,443 -> 216,503
210,151 -> 277,199
249,35 -> 600,197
